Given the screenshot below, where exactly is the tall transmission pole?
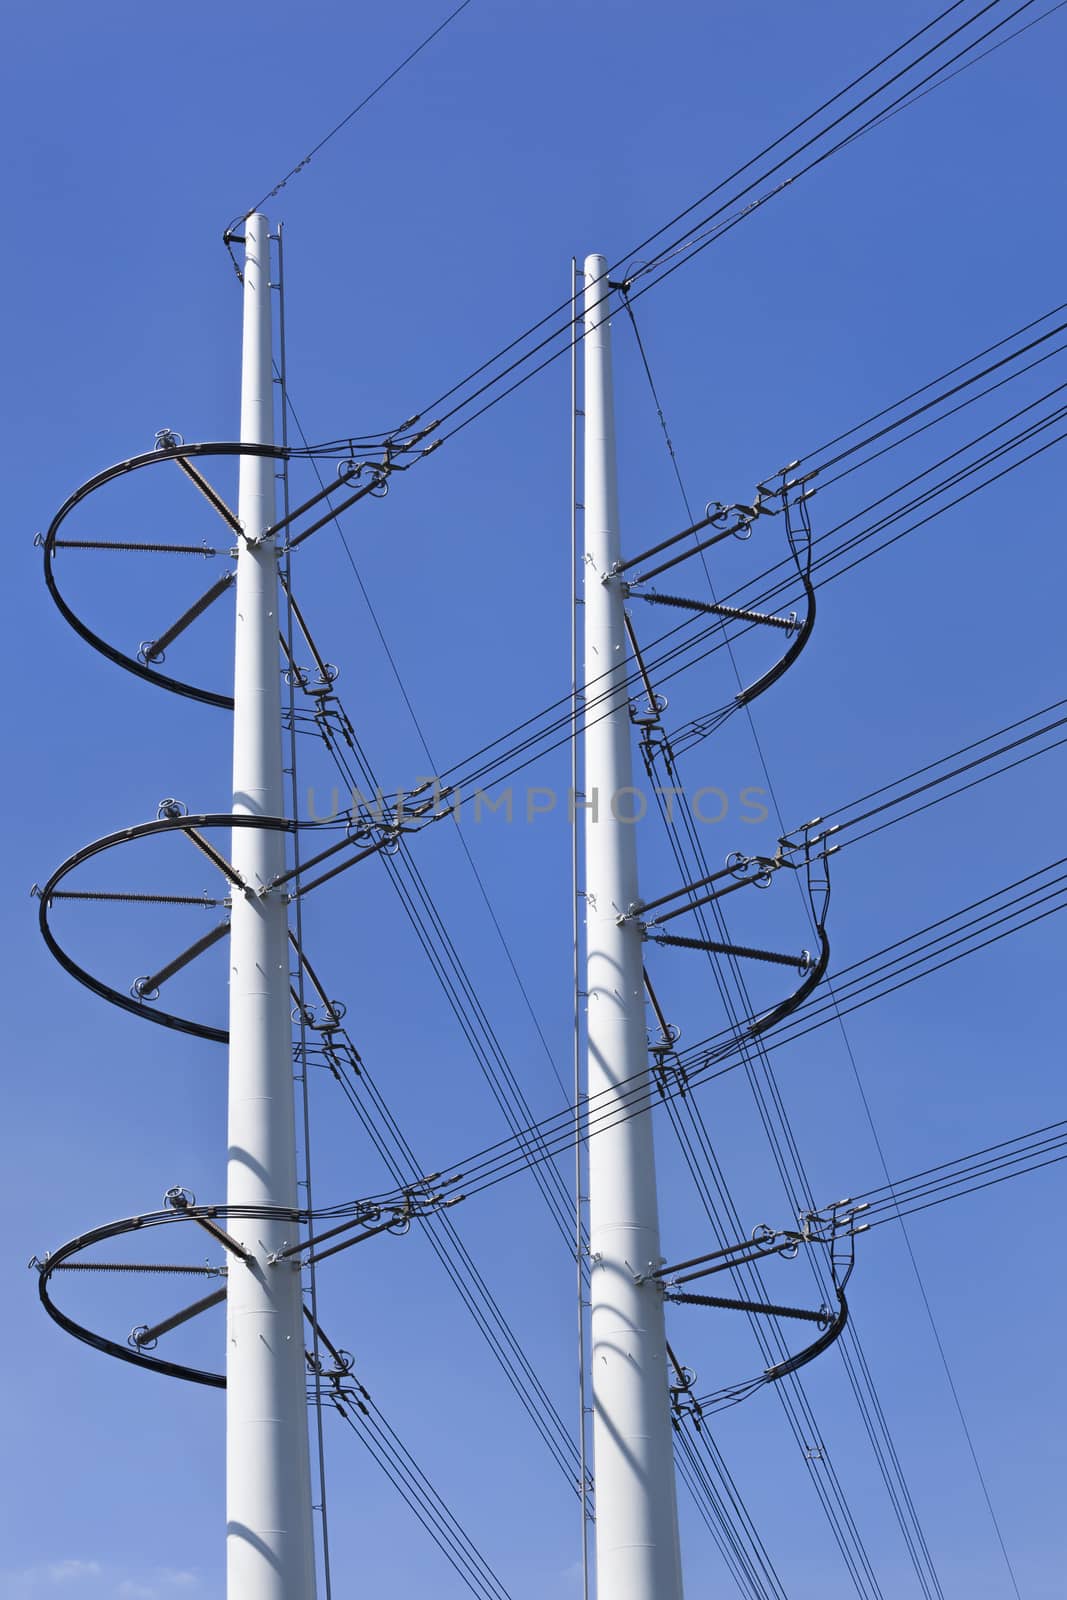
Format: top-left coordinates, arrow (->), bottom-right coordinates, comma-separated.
582,254 -> 685,1600
226,212 -> 317,1598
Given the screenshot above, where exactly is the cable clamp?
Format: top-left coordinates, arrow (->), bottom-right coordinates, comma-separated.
313,1000 -> 347,1034
632,1257 -> 668,1286
669,1362 -> 697,1397
649,1022 -> 681,1057
629,694 -> 667,729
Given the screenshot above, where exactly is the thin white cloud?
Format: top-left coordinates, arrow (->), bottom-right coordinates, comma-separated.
0,1563 -> 201,1600
0,1564 -> 102,1598
118,1574 -> 199,1599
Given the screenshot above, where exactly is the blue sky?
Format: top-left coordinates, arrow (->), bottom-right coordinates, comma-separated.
3,3 -> 1066,1597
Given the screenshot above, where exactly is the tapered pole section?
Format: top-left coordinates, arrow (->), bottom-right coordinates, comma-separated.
226,213 -> 316,1599
582,256 -> 684,1600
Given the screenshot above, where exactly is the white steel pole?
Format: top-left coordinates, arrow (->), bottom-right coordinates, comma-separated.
582,254 -> 684,1600
226,213 -> 317,1599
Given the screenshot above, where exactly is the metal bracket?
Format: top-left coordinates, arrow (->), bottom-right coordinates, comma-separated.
163,1188 -> 255,1265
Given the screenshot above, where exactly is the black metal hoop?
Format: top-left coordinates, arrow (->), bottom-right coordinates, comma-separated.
35,1202 -> 306,1389
36,810 -> 331,1044
41,441 -> 287,710
34,1188 -> 424,1388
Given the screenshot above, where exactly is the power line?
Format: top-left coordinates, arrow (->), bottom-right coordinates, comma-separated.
674,857 -> 1067,1079
430,0 -> 1050,445
470,858 -> 1065,1192
398,856 -> 1067,1208
798,301 -> 1067,464
621,290 -> 946,1597
618,0 -> 1056,310
665,1084 -> 887,1597
275,227 -> 336,1600
230,2 -> 474,228
280,314 -> 1067,812
647,414 -> 1067,757
268,448 -> 588,1491
674,1420 -> 790,1599
854,1118 -> 1067,1224
254,28 -> 1062,1574
812,694 -> 1067,830
322,714 -> 579,1248
286,844 -> 1067,1258
302,1027 -> 584,1493
283,739 -> 1067,1212
274,443 -> 586,1295
328,1372 -> 512,1599
653,779 -> 946,1597
293,1 -> 1064,463
833,1037 -> 1025,1598
282,388 -> 573,1105
402,392 -> 1067,793
282,386 -> 598,1515
268,460 -> 1062,1587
